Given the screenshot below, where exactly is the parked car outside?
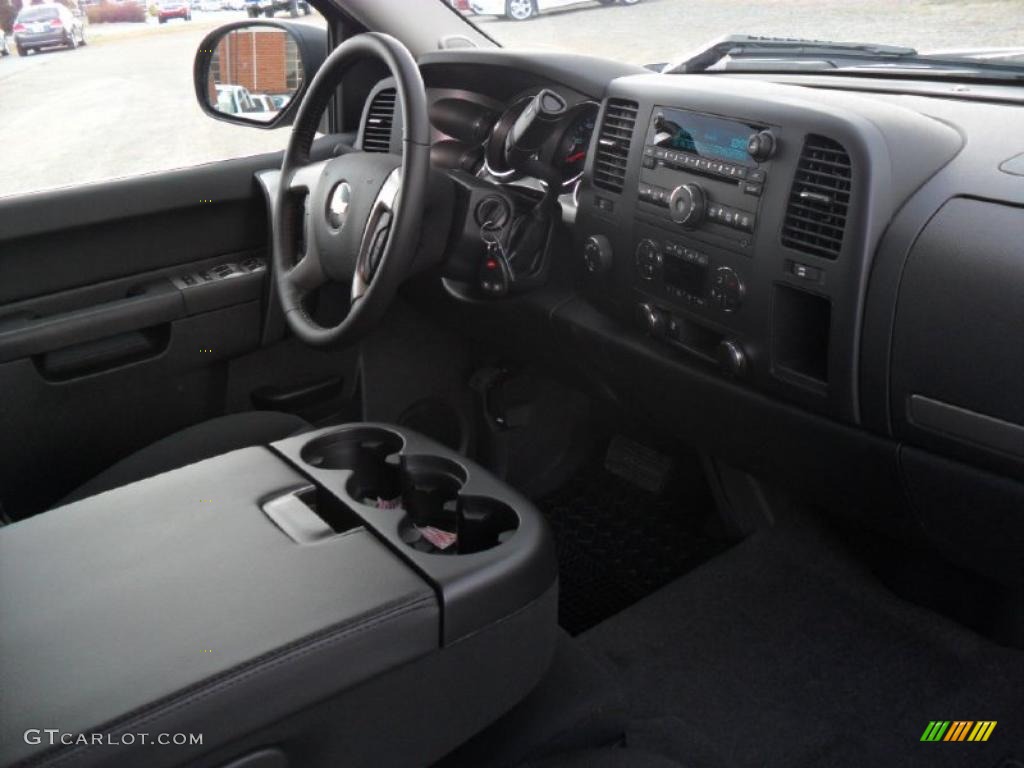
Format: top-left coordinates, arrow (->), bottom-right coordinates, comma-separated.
213,84 -> 260,116
12,3 -> 86,56
469,0 -> 639,21
244,0 -> 310,18
156,0 -> 192,23
198,0 -> 221,11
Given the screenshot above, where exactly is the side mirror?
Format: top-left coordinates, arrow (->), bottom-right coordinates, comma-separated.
193,20 -> 327,129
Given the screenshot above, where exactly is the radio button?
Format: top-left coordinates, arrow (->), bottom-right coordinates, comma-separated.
742,182 -> 763,196
747,169 -> 766,183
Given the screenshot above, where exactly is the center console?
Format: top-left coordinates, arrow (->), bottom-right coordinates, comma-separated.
0,425 -> 558,768
575,74 -> 962,421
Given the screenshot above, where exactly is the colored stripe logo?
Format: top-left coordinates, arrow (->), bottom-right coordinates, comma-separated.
921,721 -> 997,742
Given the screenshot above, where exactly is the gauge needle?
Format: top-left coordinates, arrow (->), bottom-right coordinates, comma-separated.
565,151 -> 586,163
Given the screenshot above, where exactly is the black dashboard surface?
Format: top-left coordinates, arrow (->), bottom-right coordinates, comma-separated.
392,49 -> 1024,579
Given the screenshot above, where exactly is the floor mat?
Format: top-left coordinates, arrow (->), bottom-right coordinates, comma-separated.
539,455 -> 729,636
574,523 -> 1024,768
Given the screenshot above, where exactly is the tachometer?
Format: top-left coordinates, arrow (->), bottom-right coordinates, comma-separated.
555,102 -> 599,189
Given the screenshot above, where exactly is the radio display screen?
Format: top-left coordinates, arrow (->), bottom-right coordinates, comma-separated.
650,108 -> 756,167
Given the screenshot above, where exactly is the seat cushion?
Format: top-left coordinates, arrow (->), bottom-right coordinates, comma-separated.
57,411 -> 311,507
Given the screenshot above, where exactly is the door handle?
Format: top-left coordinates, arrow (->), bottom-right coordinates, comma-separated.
0,280 -> 185,364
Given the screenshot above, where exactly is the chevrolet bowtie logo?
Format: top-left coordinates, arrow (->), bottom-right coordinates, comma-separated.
920,720 -> 997,742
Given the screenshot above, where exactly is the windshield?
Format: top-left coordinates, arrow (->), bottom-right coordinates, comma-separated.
455,0 -> 1024,78
18,7 -> 60,21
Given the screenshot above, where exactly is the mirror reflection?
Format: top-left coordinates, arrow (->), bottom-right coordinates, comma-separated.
207,27 -> 303,122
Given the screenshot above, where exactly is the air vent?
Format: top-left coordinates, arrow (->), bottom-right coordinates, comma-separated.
362,88 -> 396,153
781,135 -> 852,260
593,99 -> 638,194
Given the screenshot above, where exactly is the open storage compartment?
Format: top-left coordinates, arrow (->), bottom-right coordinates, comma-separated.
772,283 -> 831,385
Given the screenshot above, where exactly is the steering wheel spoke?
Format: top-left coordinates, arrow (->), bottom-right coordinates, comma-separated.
288,249 -> 327,294
352,167 -> 401,301
286,159 -> 329,193
271,32 -> 430,346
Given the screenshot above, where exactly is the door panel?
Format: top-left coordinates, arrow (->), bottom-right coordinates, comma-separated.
0,138 -> 357,518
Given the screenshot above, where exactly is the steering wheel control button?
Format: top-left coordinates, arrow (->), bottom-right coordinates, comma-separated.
635,239 -> 662,280
710,267 -> 745,313
668,183 -> 706,227
583,235 -> 613,275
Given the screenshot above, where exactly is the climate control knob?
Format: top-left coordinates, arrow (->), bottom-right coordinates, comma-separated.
583,235 -> 613,274
710,267 -> 745,313
638,303 -> 668,337
668,184 -> 706,228
718,340 -> 748,378
635,238 -> 662,280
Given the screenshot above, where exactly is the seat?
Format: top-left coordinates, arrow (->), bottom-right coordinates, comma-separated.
58,411 -> 312,507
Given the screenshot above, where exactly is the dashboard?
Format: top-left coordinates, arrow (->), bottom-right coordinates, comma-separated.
360,50 -> 1024,583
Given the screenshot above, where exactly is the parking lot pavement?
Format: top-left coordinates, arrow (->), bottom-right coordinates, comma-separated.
472,0 -> 1024,66
0,13 -> 324,199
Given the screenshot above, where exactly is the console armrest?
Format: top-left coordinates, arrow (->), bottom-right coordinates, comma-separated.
0,448 -> 438,768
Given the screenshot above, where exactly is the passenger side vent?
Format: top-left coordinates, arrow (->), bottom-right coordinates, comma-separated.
362,88 -> 396,153
593,99 -> 638,194
781,135 -> 852,260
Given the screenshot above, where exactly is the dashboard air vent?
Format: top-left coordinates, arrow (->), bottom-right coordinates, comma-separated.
362,88 -> 396,153
781,135 -> 852,260
593,99 -> 638,194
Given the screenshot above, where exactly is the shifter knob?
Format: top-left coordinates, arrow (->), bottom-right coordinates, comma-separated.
668,183 -> 706,227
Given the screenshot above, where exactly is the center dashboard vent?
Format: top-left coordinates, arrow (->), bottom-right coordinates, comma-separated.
362,88 -> 396,153
781,135 -> 852,260
593,99 -> 638,194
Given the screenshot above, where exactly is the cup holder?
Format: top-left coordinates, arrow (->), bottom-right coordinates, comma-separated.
300,427 -> 404,504
396,456 -> 519,556
301,430 -> 521,556
398,455 -> 466,531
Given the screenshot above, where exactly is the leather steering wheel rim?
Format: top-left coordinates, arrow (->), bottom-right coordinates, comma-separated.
273,32 -> 430,347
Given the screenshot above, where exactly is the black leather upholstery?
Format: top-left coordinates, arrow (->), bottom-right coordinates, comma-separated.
1,447 -> 439,768
57,411 -> 311,507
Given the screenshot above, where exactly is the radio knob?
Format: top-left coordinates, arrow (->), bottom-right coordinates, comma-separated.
583,235 -> 613,274
747,129 -> 776,162
668,184 -> 706,228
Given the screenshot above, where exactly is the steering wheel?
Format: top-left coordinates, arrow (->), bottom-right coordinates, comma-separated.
273,33 -> 430,347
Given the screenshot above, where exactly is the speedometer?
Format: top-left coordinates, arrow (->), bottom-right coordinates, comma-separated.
555,102 -> 599,189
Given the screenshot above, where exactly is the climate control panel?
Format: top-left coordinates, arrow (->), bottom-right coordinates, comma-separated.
633,233 -> 746,316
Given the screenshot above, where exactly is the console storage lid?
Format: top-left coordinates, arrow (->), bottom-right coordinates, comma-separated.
0,447 -> 439,768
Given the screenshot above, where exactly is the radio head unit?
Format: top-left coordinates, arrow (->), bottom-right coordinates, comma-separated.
650,108 -> 760,168
638,106 -> 774,248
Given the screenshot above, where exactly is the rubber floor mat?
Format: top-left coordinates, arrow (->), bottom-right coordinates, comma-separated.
539,459 -> 729,635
